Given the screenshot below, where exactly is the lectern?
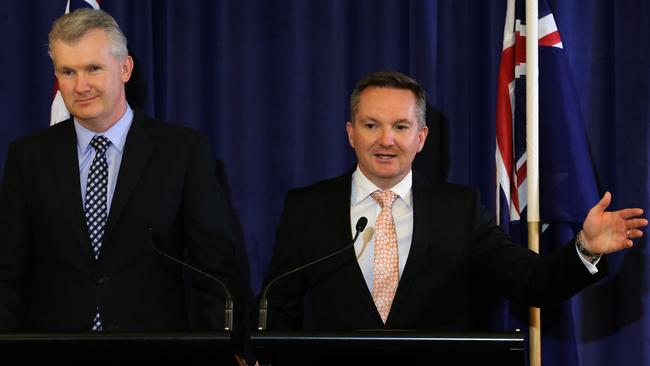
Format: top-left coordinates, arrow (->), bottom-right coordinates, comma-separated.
0,331 -> 235,366
251,330 -> 525,365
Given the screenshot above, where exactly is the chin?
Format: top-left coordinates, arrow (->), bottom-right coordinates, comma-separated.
73,114 -> 93,123
74,109 -> 101,120
373,167 -> 401,177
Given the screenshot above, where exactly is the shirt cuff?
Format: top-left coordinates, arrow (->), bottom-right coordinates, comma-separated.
576,244 -> 601,274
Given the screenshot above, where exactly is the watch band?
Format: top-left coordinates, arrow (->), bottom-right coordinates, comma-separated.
575,230 -> 602,262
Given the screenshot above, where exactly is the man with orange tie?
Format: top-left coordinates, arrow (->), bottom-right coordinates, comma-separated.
262,70 -> 647,330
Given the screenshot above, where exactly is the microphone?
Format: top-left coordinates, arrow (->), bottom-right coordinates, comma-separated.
257,216 -> 368,330
148,228 -> 234,331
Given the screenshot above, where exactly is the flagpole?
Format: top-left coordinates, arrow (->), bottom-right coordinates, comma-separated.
525,0 -> 541,365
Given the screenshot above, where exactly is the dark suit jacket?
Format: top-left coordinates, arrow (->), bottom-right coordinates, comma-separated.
263,170 -> 607,330
0,111 -> 241,332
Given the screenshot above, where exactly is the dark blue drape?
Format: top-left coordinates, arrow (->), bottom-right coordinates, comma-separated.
1,1 -> 648,365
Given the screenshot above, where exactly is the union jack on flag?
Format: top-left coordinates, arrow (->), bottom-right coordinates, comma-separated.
495,0 -> 599,239
495,1 -> 601,363
50,0 -> 101,126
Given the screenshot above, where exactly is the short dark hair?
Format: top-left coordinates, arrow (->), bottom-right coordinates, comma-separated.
349,71 -> 427,127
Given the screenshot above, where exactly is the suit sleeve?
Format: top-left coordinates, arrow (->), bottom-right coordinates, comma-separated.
260,190 -> 308,330
181,136 -> 242,330
469,189 -> 607,306
0,143 -> 30,330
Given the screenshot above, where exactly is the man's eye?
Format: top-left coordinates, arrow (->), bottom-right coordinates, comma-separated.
396,124 -> 409,130
89,66 -> 101,72
59,70 -> 74,77
364,123 -> 377,129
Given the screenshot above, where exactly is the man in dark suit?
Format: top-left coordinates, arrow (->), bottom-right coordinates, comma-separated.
0,9 -> 242,333
262,70 -> 647,330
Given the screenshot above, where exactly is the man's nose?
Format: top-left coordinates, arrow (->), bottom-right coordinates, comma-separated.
379,128 -> 395,146
74,73 -> 91,93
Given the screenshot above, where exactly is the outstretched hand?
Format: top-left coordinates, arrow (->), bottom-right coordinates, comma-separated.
582,192 -> 648,254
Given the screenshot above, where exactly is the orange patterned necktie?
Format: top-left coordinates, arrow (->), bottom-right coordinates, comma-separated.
371,190 -> 399,323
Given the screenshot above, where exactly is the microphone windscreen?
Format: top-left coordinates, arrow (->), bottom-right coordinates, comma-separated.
356,216 -> 368,232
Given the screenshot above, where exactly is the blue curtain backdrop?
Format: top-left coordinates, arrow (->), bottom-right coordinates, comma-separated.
0,1 -> 648,365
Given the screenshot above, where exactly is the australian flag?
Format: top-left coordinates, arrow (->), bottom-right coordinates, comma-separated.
495,0 -> 600,365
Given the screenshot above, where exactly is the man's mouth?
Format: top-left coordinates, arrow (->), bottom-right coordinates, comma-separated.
76,96 -> 97,104
374,153 -> 396,160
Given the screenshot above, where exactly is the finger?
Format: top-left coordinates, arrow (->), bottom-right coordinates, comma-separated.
617,208 -> 645,220
623,239 -> 635,249
628,228 -> 645,239
592,191 -> 611,214
626,217 -> 649,229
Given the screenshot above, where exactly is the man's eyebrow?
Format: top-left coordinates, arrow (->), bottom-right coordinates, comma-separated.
394,118 -> 412,124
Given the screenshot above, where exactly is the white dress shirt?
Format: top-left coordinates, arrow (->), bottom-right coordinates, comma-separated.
350,167 -> 414,293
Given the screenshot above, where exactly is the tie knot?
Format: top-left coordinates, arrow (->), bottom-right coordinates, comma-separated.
371,190 -> 398,209
90,135 -> 110,154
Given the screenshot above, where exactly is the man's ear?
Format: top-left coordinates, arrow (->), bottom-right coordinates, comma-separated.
121,55 -> 134,83
346,121 -> 356,149
416,125 -> 429,152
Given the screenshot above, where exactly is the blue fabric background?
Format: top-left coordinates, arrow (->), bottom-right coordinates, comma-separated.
1,1 -> 648,364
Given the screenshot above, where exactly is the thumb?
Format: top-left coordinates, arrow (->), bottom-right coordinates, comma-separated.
593,191 -> 611,214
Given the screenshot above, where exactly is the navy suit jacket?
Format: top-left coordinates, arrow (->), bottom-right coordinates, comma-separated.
263,170 -> 607,330
0,111 -> 241,332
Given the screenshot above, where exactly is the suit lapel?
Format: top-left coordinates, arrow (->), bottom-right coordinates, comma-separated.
330,173 -> 353,248
49,120 -> 94,260
387,173 -> 432,324
332,171 -> 384,326
103,111 -> 155,245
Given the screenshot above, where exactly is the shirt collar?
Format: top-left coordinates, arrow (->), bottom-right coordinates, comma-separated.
75,105 -> 134,153
350,166 -> 413,207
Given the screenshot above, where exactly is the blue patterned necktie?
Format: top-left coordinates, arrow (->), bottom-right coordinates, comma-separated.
85,135 -> 110,331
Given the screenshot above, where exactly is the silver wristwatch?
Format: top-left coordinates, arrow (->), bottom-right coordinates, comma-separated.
575,230 -> 602,263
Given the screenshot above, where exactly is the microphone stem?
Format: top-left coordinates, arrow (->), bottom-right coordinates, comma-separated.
151,240 -> 233,331
257,228 -> 363,330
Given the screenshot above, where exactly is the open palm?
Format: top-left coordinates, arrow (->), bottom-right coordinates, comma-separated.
582,192 -> 648,254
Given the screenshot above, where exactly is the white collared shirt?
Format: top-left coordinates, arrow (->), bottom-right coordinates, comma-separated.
350,167 -> 414,293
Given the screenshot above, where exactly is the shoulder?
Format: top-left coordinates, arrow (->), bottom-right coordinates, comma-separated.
412,171 -> 481,209
10,119 -> 71,145
284,171 -> 351,205
277,172 -> 351,231
135,112 -> 208,145
129,112 -> 216,165
413,171 -> 477,196
5,120 -> 74,158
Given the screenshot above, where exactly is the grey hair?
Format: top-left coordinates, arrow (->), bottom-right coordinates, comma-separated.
48,8 -> 128,61
349,70 -> 427,128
